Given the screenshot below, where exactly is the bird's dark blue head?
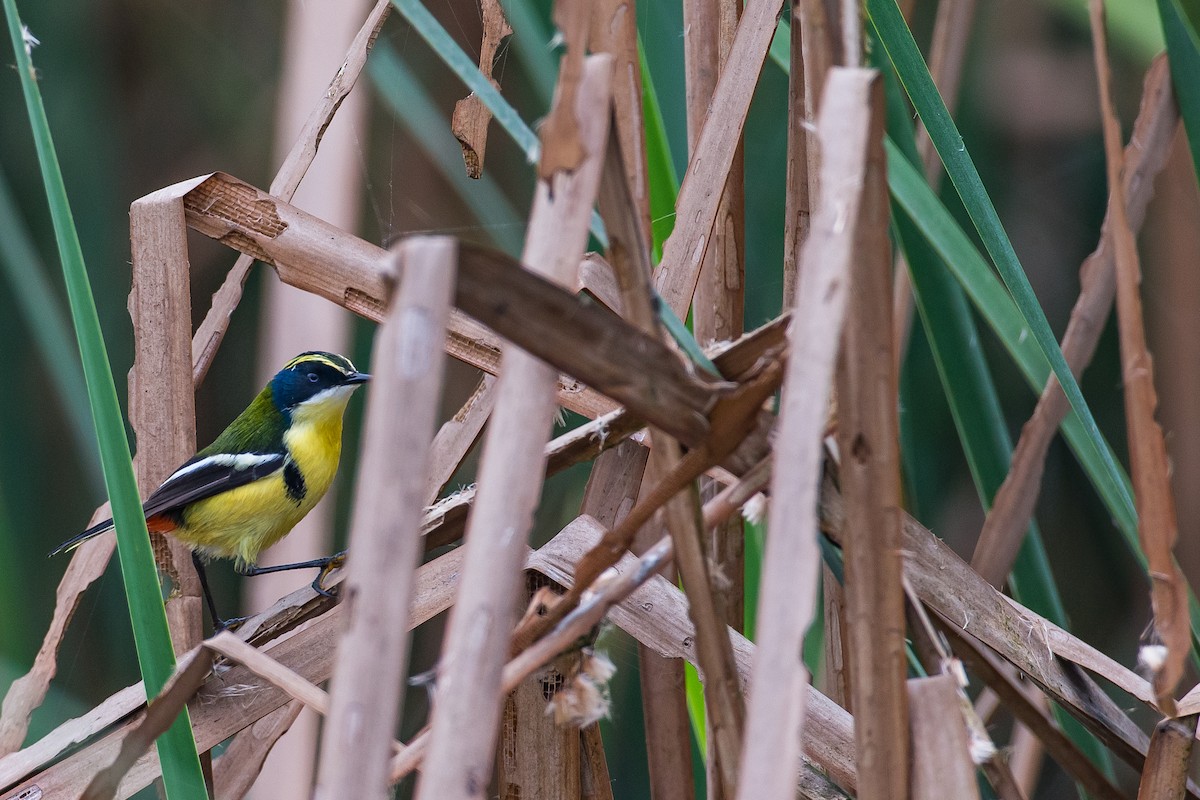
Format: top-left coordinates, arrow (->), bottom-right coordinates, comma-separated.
269,352 -> 370,411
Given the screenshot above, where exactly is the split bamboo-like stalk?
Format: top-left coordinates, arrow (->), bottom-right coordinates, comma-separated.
313,237 -> 457,799
591,125 -> 695,800
781,4 -> 810,309
128,185 -> 202,650
736,65 -> 867,800
830,67 -> 909,800
413,54 -> 614,800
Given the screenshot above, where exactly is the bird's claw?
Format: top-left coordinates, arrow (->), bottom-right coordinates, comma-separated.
312,550 -> 347,597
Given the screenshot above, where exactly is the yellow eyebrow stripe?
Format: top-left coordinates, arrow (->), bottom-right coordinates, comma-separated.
282,353 -> 352,373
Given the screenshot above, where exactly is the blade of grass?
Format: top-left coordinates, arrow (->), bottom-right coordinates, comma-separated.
639,37 -> 679,263
1,3 -> 205,798
773,15 -> 1137,627
874,30 -> 1117,785
1157,0 -> 1200,178
866,0 -> 1136,525
884,143 -> 1136,534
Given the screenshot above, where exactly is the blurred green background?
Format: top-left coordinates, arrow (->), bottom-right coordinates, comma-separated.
2,0 -> 1196,797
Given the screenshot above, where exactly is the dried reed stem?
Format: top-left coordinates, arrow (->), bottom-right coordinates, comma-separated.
314,237 -> 457,799
829,67 -> 908,800
736,65 -> 866,800
414,54 -> 614,800
971,55 -> 1178,586
1090,0 -> 1189,710
655,0 -> 785,316
906,676 -> 979,800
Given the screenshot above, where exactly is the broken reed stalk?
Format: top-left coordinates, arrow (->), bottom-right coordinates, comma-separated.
423,373 -> 496,504
906,676 -> 979,800
971,54 -> 1179,587
937,621 -> 1125,800
413,53 -> 614,800
651,435 -> 745,798
313,237 -> 456,799
1137,715 -> 1197,800
589,0 -> 650,235
590,106 -> 695,799
819,478 -> 1187,785
450,0 -> 509,178
735,64 -> 862,800
1090,0 -> 1189,710
128,186 -> 202,651
829,68 -> 909,800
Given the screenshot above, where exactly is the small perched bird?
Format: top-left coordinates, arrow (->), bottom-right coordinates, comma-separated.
53,351 -> 370,626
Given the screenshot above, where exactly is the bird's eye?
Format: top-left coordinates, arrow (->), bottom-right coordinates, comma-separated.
307,372 -> 319,383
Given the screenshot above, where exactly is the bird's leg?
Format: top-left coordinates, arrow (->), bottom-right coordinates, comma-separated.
238,550 -> 348,598
192,552 -> 232,630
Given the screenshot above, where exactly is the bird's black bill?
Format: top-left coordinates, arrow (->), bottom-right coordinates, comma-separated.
342,371 -> 371,385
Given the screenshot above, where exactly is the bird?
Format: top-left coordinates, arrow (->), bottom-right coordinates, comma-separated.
53,351 -> 370,627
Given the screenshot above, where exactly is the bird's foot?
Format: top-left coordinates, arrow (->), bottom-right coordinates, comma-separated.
312,550 -> 347,597
215,615 -> 249,632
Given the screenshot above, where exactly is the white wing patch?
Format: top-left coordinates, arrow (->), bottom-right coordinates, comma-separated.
165,452 -> 281,484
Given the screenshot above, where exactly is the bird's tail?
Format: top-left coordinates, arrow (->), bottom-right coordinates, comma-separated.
50,518 -> 115,557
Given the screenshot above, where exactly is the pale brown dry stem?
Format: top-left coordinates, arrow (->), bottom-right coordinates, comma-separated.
128,186 -> 201,645
907,676 -> 979,800
1137,715 -> 1197,800
414,54 -> 614,800
1089,0 -> 1189,712
831,68 -> 909,800
736,67 -> 870,800
593,109 -> 695,800
971,54 -> 1179,587
655,0 -> 785,317
314,238 -> 457,799
781,5 -> 810,309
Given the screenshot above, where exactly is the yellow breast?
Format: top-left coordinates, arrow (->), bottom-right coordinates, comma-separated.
174,388 -> 354,568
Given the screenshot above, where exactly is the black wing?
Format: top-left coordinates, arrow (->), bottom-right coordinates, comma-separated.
51,452 -> 285,555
